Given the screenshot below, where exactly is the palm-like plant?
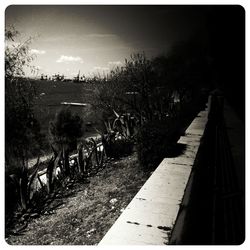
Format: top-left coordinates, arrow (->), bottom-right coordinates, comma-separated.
8,157 -> 40,211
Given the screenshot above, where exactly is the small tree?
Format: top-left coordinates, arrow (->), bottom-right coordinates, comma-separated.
93,53 -> 161,125
49,109 -> 84,175
5,26 -> 41,170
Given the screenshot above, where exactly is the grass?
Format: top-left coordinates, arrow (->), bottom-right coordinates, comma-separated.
6,153 -> 151,245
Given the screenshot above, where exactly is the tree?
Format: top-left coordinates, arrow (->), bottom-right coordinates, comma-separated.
49,109 -> 84,175
93,53 -> 165,125
5,26 -> 42,170
5,26 -> 35,79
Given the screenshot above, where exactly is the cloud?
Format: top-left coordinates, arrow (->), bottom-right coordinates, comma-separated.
108,61 -> 123,67
56,55 -> 83,63
30,49 -> 46,55
86,33 -> 117,38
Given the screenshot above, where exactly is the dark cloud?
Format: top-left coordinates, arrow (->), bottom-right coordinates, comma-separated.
5,5 -> 215,76
5,5 -> 209,55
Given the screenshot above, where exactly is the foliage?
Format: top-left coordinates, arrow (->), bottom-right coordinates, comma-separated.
92,53 -> 156,123
102,133 -> 134,159
136,119 -> 181,171
6,152 -> 149,245
112,111 -> 138,138
5,27 -> 42,168
5,26 -> 35,79
77,138 -> 106,177
49,109 -> 84,148
77,143 -> 86,174
92,53 -> 178,125
136,92 -> 208,171
5,34 -> 213,236
93,42 -> 212,126
96,110 -> 136,159
49,109 -> 84,177
6,158 -> 40,212
92,41 -> 212,169
5,79 -> 43,166
46,151 -> 62,194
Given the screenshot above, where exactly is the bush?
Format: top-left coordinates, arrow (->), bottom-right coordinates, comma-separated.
49,109 -> 84,176
102,133 -> 134,159
136,119 -> 182,171
49,109 -> 84,151
5,27 -> 43,168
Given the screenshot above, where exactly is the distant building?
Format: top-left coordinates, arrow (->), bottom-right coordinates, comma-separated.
40,74 -> 48,81
73,70 -> 85,83
52,73 -> 64,81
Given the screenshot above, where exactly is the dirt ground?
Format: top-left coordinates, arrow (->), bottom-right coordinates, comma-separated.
6,153 -> 151,245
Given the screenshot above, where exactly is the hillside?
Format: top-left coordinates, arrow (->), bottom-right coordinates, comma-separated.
31,80 -> 101,136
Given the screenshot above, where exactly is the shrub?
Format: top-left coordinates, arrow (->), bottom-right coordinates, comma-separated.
5,27 -> 42,168
49,109 -> 84,176
49,109 -> 84,149
136,119 -> 181,171
102,133 -> 134,159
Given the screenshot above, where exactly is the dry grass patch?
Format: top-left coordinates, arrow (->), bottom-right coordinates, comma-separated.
6,153 -> 151,245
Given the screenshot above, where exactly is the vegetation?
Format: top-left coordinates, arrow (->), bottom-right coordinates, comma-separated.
6,153 -> 150,245
5,27 -> 43,169
93,53 -> 167,124
5,26 -> 35,78
137,119 -> 181,171
5,27 -> 211,241
49,109 -> 84,175
100,111 -> 136,158
92,43 -> 211,170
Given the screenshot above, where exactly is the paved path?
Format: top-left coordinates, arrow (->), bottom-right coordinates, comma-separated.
99,107 -> 208,245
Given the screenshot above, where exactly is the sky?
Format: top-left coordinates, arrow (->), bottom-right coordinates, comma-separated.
5,5 -> 208,78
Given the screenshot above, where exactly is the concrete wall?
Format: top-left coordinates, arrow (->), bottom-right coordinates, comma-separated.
99,106 -> 209,245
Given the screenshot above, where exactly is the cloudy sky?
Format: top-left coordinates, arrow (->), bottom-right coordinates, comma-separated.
5,5 -> 208,78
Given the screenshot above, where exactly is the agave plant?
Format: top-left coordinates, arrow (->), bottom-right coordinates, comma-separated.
112,110 -> 138,138
77,140 -> 92,176
46,151 -> 62,194
83,139 -> 98,174
99,110 -> 136,159
104,119 -> 113,134
90,138 -> 105,169
8,157 -> 40,211
27,159 -> 41,202
77,138 -> 106,177
77,143 -> 85,174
